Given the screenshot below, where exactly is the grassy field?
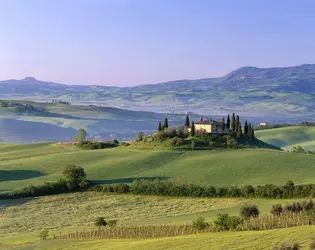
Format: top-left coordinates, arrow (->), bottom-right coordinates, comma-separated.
1,143 -> 315,193
3,226 -> 315,249
256,126 -> 315,151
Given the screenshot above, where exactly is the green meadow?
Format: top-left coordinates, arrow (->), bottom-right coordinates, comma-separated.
1,143 -> 315,194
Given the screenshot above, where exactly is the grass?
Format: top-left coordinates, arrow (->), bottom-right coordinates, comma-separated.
256,126 -> 315,151
1,143 -> 315,193
3,226 -> 315,249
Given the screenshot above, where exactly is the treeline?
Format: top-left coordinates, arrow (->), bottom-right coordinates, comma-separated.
90,180 -> 315,199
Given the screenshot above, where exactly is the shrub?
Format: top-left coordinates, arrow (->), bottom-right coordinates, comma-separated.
273,241 -> 300,250
214,213 -> 242,231
310,237 -> 315,249
121,142 -> 130,147
166,137 -> 184,147
283,202 -> 303,214
271,204 -> 283,216
240,204 -> 259,219
107,219 -> 118,227
192,217 -> 209,230
39,229 -> 49,240
112,183 -> 130,193
63,165 -> 88,190
94,217 -> 107,227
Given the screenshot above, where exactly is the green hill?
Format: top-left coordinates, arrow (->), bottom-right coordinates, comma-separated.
1,143 -> 315,193
256,126 -> 315,151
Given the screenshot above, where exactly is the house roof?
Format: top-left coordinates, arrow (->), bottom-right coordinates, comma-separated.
195,120 -> 220,125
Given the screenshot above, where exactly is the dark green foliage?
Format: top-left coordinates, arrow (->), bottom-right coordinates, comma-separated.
236,122 -> 242,138
185,115 -> 190,127
231,113 -> 236,132
166,137 -> 184,147
214,213 -> 242,231
226,114 -> 230,129
283,202 -> 303,213
241,185 -> 255,197
95,217 -> 107,227
240,204 -> 259,219
271,204 -> 283,216
136,132 -> 144,141
283,180 -> 295,198
235,115 -> 240,133
158,122 -> 162,132
77,141 -> 118,150
273,241 -> 301,250
221,117 -> 225,130
163,117 -> 168,129
251,126 -> 255,139
191,140 -> 196,150
248,123 -> 253,139
63,165 -> 88,190
244,120 -> 248,135
120,142 -> 130,146
192,217 -> 209,230
190,121 -> 195,136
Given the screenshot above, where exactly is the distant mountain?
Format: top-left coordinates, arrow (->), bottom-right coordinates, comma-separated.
1,64 -> 315,122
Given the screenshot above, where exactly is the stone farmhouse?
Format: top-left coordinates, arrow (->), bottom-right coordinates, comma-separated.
188,119 -> 232,134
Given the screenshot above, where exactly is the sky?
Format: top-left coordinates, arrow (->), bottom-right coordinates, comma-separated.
1,0 -> 315,86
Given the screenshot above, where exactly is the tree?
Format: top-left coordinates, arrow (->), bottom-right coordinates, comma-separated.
163,118 -> 169,129
248,123 -> 252,140
94,217 -> 107,227
75,128 -> 87,142
221,117 -> 225,131
62,165 -> 88,190
240,204 -> 259,219
200,117 -> 203,121
136,132 -> 144,141
236,123 -> 242,139
251,126 -> 255,139
190,121 -> 195,136
227,114 -> 230,130
158,122 -> 162,132
244,120 -> 248,135
231,113 -> 236,132
235,115 -> 240,133
39,229 -> 49,240
185,115 -> 190,127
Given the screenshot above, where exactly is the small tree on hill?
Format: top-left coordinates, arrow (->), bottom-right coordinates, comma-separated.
163,118 -> 169,129
190,121 -> 195,136
200,117 -> 203,121
227,114 -> 230,130
221,117 -> 225,130
74,128 -> 87,142
185,115 -> 190,127
251,126 -> 255,139
62,165 -> 88,190
231,113 -> 236,132
235,115 -> 240,133
248,123 -> 253,140
158,122 -> 162,132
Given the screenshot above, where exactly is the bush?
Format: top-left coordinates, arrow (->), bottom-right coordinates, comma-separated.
273,241 -> 300,250
112,183 -> 130,193
121,142 -> 130,147
310,237 -> 315,249
39,229 -> 49,240
63,165 -> 88,190
271,204 -> 283,216
240,204 -> 259,219
94,217 -> 107,227
107,219 -> 118,227
283,202 -> 303,214
192,217 -> 209,230
214,213 -> 242,231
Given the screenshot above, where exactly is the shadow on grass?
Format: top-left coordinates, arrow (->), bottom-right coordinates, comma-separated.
91,177 -> 169,185
0,170 -> 46,182
0,197 -> 35,209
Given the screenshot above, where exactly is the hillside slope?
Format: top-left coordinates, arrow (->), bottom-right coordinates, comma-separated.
1,143 -> 314,193
256,126 -> 315,151
1,64 -> 315,121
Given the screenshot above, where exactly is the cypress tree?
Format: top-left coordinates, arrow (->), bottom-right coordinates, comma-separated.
236,122 -> 242,138
244,120 -> 248,135
221,117 -> 225,130
251,126 -> 255,139
248,123 -> 252,139
200,117 -> 203,121
235,115 -> 240,133
190,121 -> 195,136
227,114 -> 230,130
231,113 -> 236,132
158,122 -> 162,132
185,115 -> 190,127
163,118 -> 168,129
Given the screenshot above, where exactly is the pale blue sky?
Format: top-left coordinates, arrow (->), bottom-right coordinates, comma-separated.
1,0 -> 315,86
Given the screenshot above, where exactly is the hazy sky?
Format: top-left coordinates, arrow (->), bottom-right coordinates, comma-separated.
1,0 -> 315,86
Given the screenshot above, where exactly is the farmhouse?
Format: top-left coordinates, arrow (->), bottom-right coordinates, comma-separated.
189,120 -> 232,134
259,122 -> 269,126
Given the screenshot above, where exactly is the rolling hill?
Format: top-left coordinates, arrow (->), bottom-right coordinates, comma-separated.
1,143 -> 315,194
256,126 -> 315,151
1,64 -> 315,123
